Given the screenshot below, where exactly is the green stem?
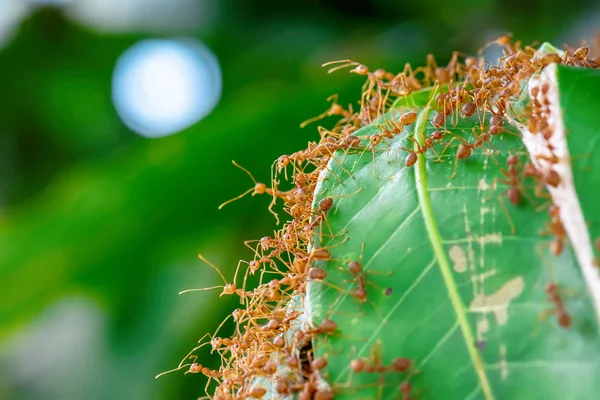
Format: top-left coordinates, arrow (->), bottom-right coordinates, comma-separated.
413,108 -> 494,400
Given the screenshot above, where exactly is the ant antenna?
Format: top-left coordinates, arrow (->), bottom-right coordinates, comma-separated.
322,60 -> 359,74
198,253 -> 228,283
299,94 -> 343,129
155,363 -> 193,379
218,160 -> 259,210
178,254 -> 231,295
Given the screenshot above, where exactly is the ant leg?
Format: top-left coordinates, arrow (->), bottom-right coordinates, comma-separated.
320,163 -> 346,186
233,259 -> 245,292
370,142 -> 380,180
450,152 -> 462,179
481,175 -> 505,203
241,261 -> 252,294
204,378 -> 213,399
176,340 -> 212,371
437,135 -> 464,161
497,193 -> 517,235
318,145 -> 355,181
243,239 -> 260,253
364,270 -> 393,277
367,299 -> 384,320
310,279 -> 352,297
268,163 -> 281,225
317,214 -> 335,241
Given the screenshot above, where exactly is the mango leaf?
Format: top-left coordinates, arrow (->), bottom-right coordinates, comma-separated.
306,99 -> 600,399
518,63 -> 600,324
557,64 -> 600,265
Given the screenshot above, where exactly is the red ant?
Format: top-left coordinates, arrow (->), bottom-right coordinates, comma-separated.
304,319 -> 339,336
403,130 -> 446,167
442,126 -> 495,178
318,244 -> 392,322
499,155 -> 523,206
348,259 -> 368,304
486,155 -> 527,234
540,205 -> 566,256
341,243 -> 391,304
545,283 -> 571,328
523,161 -> 561,196
347,340 -> 409,398
399,381 -> 413,400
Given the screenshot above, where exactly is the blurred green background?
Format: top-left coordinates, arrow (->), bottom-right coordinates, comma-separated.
0,1 -> 598,399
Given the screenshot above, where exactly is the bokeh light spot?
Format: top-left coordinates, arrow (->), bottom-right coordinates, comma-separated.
112,38 -> 221,138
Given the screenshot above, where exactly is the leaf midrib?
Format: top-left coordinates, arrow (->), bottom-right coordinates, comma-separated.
413,107 -> 494,400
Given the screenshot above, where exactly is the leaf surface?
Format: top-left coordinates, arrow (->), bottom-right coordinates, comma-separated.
307,96 -> 600,399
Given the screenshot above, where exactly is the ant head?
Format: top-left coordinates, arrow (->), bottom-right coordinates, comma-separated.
330,103 -> 344,115
350,358 -> 366,373
370,134 -> 382,148
277,155 -> 290,171
269,278 -> 280,290
400,381 -> 412,394
221,283 -> 237,296
210,337 -> 222,350
253,182 -> 267,195
507,155 -> 519,165
249,260 -> 261,272
545,283 -> 557,294
232,308 -> 244,321
350,64 -> 368,75
431,130 -> 443,140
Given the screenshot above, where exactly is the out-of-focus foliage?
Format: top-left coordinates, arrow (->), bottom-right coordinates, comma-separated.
0,1 -> 597,399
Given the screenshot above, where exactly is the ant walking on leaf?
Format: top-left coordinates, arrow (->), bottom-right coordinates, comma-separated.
545,283 -> 572,328
534,282 -> 572,331
330,243 -> 393,318
484,154 -> 535,235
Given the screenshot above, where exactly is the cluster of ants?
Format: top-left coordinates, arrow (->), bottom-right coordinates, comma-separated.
158,35 -> 599,399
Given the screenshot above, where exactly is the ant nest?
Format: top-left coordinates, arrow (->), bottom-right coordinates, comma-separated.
161,35 -> 600,399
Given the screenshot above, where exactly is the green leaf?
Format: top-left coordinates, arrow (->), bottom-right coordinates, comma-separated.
554,64 -> 600,254
518,63 -> 600,322
307,98 -> 600,398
